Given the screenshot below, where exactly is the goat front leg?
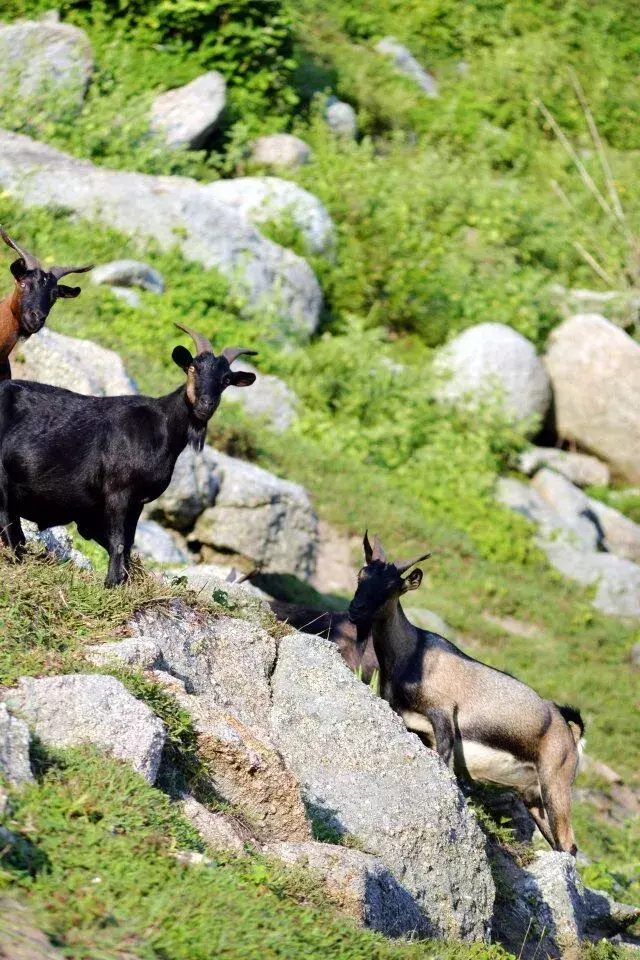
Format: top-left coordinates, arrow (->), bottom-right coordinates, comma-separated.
0,470 -> 24,555
103,499 -> 130,588
122,504 -> 143,576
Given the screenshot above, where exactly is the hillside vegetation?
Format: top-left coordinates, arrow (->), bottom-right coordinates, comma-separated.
0,0 -> 639,954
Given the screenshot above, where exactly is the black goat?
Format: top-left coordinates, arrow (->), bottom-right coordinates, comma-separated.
0,323 -> 256,586
348,532 -> 585,855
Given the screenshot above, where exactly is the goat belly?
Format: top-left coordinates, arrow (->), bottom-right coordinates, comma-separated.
457,740 -> 539,792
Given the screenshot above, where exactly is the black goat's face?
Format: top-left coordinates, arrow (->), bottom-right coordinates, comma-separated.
348,532 -> 429,633
172,347 -> 256,423
11,261 -> 84,336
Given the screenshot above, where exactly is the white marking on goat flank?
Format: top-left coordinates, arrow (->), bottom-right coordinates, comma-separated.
458,741 -> 539,792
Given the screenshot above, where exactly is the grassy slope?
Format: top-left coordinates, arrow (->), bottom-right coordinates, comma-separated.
0,0 -> 638,945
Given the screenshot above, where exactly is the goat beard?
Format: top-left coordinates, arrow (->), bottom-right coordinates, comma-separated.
187,421 -> 207,452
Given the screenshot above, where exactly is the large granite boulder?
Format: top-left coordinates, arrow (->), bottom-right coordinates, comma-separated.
148,446 -> 220,532
151,72 -> 226,149
545,314 -> 640,483
269,631 -> 494,941
15,327 -> 136,396
221,360 -> 298,433
0,130 -> 322,340
518,446 -> 610,488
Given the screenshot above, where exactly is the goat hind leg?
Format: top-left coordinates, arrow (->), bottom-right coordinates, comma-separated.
103,501 -> 130,588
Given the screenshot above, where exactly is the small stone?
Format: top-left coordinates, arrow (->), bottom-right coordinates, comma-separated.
325,97 -> 358,139
180,795 -> 250,853
92,259 -> 164,293
250,134 -> 312,170
151,71 -> 226,149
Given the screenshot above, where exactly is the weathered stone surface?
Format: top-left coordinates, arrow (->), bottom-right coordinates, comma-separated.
436,323 -> 551,426
0,16 -> 92,113
180,795 -> 250,853
269,631 -> 494,941
250,134 -> 312,170
0,704 -> 33,786
130,601 -> 276,728
545,314 -> 640,483
541,539 -> 640,619
492,850 -> 640,959
325,97 -> 358,139
191,450 -> 318,581
148,446 -> 220,532
16,327 -> 136,397
110,286 -> 141,308
165,566 -> 271,610
496,477 -> 598,550
84,638 -> 161,670
205,177 -> 335,256
375,37 -> 438,97
92,259 -> 164,293
134,518 -> 191,564
222,360 -> 298,433
518,446 -> 610,488
22,521 -> 92,570
151,72 -> 226,149
174,692 -> 311,843
268,841 -> 424,937
0,130 -> 322,339
2,675 -> 166,784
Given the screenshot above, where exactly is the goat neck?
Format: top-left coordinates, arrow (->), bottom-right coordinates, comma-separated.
370,594 -> 419,676
157,385 -> 200,457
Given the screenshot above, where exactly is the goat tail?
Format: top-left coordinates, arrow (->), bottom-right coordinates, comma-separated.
557,703 -> 586,760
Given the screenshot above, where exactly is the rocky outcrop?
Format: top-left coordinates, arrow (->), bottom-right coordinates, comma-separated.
23,520 -> 92,570
0,14 -> 92,113
375,37 -> 438,97
435,323 -> 551,427
268,841 -> 425,937
134,519 -> 191,564
325,98 -> 358,139
15,327 -> 137,397
545,314 -> 640,483
191,450 -> 318,581
542,540 -> 640,619
92,259 -> 164,293
222,360 -> 298,433
205,177 -> 335,256
1,675 -> 166,784
180,795 -> 250,853
0,130 -> 322,339
0,704 -> 33,787
151,72 -> 226,149
250,134 -> 312,170
492,850 -> 640,958
518,446 -> 610,488
148,446 -> 220,532
84,638 -> 162,670
270,631 -> 494,941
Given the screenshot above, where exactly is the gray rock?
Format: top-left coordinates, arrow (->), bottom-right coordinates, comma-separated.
518,447 -> 610,488
375,37 -> 438,97
0,130 -> 322,340
134,519 -> 191,564
222,360 -> 298,432
205,177 -> 335,256
632,643 -> 640,670
110,286 -> 141,308
151,71 -> 226,149
148,445 -> 220,532
0,703 -> 33,786
250,134 -> 312,170
22,521 -> 92,570
403,608 -> 454,639
92,259 -> 164,293
496,477 -> 598,550
180,795 -> 250,853
16,327 -> 137,397
545,314 -> 640,484
325,98 -> 358,139
165,565 -> 271,607
540,539 -> 640,619
0,16 -> 92,114
173,693 -> 311,843
130,601 -> 276,729
435,323 -> 552,427
191,450 -> 318,581
269,631 -> 494,941
2,675 -> 166,783
84,638 -> 162,670
268,841 -> 424,937
493,850 -> 640,958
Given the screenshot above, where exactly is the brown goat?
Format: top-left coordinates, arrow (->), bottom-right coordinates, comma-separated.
0,227 -> 92,380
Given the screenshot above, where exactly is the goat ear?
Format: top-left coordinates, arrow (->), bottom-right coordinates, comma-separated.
10,259 -> 27,282
402,568 -> 423,592
172,345 -> 193,370
230,370 -> 256,388
56,284 -> 82,299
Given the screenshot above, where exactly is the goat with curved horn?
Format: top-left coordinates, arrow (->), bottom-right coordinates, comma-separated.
174,321 -> 214,356
221,346 -> 258,364
0,226 -> 40,269
395,550 -> 432,574
50,263 -> 94,280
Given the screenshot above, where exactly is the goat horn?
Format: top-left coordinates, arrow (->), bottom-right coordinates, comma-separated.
174,322 -> 214,356
0,226 -> 40,269
363,530 -> 373,564
372,534 -> 387,563
395,551 -> 432,575
50,263 -> 94,280
221,347 -> 258,365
